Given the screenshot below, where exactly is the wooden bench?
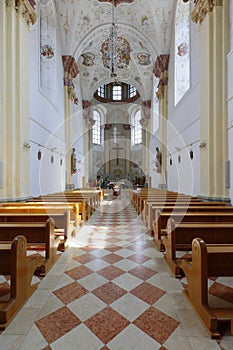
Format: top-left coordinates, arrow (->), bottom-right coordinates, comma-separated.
148,204 -> 233,232
0,209 -> 70,250
141,197 -> 202,223
154,209 -> 233,251
0,219 -> 60,274
28,196 -> 89,221
163,219 -> 233,277
181,238 -> 233,339
0,235 -> 43,330
2,202 -> 81,227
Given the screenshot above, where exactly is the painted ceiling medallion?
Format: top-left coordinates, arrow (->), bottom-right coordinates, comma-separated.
177,42 -> 188,57
137,52 -> 151,66
41,45 -> 54,59
81,52 -> 95,67
98,0 -> 134,6
101,36 -> 131,71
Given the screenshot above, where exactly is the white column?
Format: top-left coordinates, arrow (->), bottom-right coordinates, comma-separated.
192,0 -> 229,201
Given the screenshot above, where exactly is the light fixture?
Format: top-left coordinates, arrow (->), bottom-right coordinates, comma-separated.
189,148 -> 193,159
51,152 -> 54,164
178,154 -> 181,163
38,149 -> 42,160
113,126 -> 117,143
101,0 -> 131,78
60,158 -> 63,166
170,157 -> 172,166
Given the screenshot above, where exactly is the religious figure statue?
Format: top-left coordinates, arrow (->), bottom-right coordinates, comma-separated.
155,147 -> 162,173
71,148 -> 77,174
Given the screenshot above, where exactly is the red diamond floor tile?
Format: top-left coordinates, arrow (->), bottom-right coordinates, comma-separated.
73,253 -> 97,264
65,265 -> 93,280
85,307 -> 130,344
128,266 -> 157,280
92,282 -> 127,304
97,265 -> 124,280
53,282 -> 88,304
104,246 -> 122,253
101,253 -> 124,264
127,254 -> 151,264
131,282 -> 165,304
133,306 -> 180,344
106,237 -> 123,243
36,306 -> 81,344
209,282 -> 233,304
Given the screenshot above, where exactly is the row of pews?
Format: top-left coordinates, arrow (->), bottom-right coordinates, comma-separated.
0,188 -> 103,330
131,187 -> 233,339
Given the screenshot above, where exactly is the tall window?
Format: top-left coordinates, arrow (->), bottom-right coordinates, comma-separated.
174,0 -> 190,105
129,85 -> 136,98
132,109 -> 142,145
93,110 -> 101,145
112,85 -> 122,101
98,85 -> 105,98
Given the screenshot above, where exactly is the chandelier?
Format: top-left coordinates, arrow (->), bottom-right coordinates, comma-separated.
101,1 -> 131,78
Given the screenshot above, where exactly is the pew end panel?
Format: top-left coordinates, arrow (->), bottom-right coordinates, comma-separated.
181,238 -> 233,339
0,236 -> 43,329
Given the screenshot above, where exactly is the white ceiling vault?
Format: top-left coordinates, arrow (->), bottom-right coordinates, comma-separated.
53,0 -> 177,101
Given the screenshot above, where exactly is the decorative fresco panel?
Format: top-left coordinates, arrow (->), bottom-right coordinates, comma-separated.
174,0 -> 190,105
40,0 -> 57,105
137,52 -> 151,66
81,52 -> 95,66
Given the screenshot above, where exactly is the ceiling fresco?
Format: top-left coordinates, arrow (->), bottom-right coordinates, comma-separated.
47,0 -> 177,100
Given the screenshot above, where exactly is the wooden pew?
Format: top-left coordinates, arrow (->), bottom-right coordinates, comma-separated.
142,197 -> 205,224
181,238 -> 233,339
0,209 -> 70,249
0,235 -> 43,330
0,219 -> 60,274
1,202 -> 81,228
148,204 -> 233,232
28,196 -> 89,221
163,219 -> 233,277
154,209 -> 233,251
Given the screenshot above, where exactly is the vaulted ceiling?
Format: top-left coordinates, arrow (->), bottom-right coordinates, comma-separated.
52,0 -> 177,101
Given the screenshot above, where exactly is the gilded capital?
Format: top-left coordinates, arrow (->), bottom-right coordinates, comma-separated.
191,0 -> 223,24
5,0 -> 15,7
16,0 -> 38,26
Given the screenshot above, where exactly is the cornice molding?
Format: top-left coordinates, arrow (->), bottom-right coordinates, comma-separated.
191,0 -> 223,24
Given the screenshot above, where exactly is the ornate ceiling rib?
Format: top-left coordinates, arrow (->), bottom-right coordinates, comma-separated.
98,0 -> 134,7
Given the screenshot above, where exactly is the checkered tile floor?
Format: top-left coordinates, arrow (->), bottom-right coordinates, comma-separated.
0,191 -> 233,349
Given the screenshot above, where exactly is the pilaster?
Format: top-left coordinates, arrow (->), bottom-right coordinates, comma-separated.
62,55 -> 79,189
153,54 -> 169,189
0,0 -> 37,200
192,0 -> 229,201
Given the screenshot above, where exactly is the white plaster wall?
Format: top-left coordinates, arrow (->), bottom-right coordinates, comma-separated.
227,1 -> 233,203
29,13 -> 66,196
167,11 -> 200,196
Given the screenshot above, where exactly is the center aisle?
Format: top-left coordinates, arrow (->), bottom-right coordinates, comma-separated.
1,191 -> 232,349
